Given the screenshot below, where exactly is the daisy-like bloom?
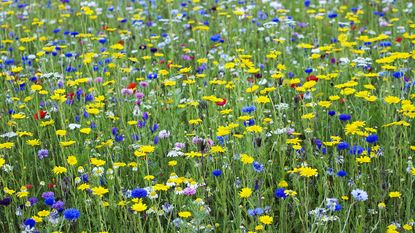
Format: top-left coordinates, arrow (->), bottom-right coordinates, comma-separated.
239,187 -> 253,198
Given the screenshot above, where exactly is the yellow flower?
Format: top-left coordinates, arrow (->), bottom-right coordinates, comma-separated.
80,128 -> 91,134
178,211 -> 192,218
189,119 -> 203,125
153,184 -> 169,191
240,154 -> 254,164
301,113 -> 315,119
31,84 -> 42,91
77,184 -> 90,191
52,166 -> 67,174
55,130 -> 67,136
255,96 -> 271,104
278,180 -> 288,188
246,125 -> 263,133
387,224 -> 399,233
144,175 -> 155,181
60,141 -> 76,147
37,210 -> 50,217
246,85 -> 259,93
67,156 -> 78,166
217,126 -> 231,136
384,96 -> 400,104
168,160 -> 177,166
0,142 -> 14,149
0,158 -> 5,168
11,113 -> 26,119
31,216 -> 42,223
258,215 -> 273,225
185,151 -> 202,158
90,158 -> 106,166
356,156 -> 371,164
210,146 -> 226,153
389,191 -> 401,198
298,167 -> 318,177
139,145 -> 155,153
239,187 -> 252,198
132,201 -> 147,212
403,224 -> 413,231
26,139 -> 41,146
91,186 -> 109,197
378,202 -> 386,209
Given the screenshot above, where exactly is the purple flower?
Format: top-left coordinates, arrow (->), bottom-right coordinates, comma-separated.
41,191 -> 54,199
37,149 -> 49,159
52,200 -> 65,211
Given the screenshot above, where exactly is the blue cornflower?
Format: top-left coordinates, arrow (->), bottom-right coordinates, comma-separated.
147,73 -> 157,80
351,189 -> 368,201
131,188 -> 148,198
63,208 -> 80,221
337,142 -> 349,150
366,134 -> 378,144
349,145 -> 364,155
305,68 -> 313,73
339,114 -> 351,121
393,71 -> 404,78
242,106 -> 256,114
254,208 -> 264,215
275,188 -> 287,199
252,161 -> 264,172
337,170 -> 347,177
111,127 -> 119,136
212,169 -> 222,177
44,197 -> 55,206
210,34 -> 221,42
244,118 -> 255,126
24,218 -> 36,228
328,110 -> 336,116
328,12 -> 338,18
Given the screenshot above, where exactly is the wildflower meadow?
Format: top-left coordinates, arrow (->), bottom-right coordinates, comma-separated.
1,0 -> 415,232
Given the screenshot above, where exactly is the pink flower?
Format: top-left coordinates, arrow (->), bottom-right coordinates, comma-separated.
139,81 -> 149,87
183,187 -> 196,196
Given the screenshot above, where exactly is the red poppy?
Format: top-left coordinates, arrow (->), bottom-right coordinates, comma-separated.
34,110 -> 47,120
306,75 -> 318,82
396,37 -> 403,43
290,83 -> 298,88
25,184 -> 33,190
340,98 -> 346,103
216,98 -> 227,106
48,183 -> 55,189
247,77 -> 255,83
67,92 -> 74,100
127,82 -> 137,89
102,25 -> 109,30
118,40 -> 125,45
